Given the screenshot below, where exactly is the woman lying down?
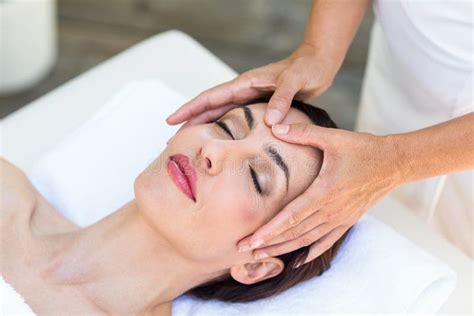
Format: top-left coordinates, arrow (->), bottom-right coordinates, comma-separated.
1,100 -> 351,315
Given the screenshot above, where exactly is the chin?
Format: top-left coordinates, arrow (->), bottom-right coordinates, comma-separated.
134,159 -> 192,221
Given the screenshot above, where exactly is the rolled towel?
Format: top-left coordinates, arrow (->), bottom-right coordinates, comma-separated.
27,80 -> 457,313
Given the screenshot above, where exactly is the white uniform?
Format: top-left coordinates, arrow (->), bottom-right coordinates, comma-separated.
356,0 -> 473,257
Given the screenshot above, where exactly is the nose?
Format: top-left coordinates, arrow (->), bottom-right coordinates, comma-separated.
197,140 -> 248,176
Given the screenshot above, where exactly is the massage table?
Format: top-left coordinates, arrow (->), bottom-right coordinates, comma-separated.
1,30 -> 472,313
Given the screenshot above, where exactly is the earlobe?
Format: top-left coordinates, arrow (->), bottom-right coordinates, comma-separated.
230,257 -> 284,285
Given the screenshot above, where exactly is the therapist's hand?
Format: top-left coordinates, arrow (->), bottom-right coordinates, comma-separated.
237,123 -> 406,267
166,43 -> 338,127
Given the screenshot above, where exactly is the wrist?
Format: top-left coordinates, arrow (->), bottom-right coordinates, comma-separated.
380,134 -> 410,188
295,41 -> 344,71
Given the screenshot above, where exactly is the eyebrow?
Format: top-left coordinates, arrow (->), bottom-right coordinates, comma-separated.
242,106 -> 254,129
240,106 -> 289,192
265,145 -> 289,192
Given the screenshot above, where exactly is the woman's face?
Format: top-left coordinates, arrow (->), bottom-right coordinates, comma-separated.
134,103 -> 321,274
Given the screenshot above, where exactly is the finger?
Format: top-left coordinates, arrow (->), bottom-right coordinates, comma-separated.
166,80 -> 241,125
262,209 -> 329,247
237,234 -> 254,252
294,225 -> 348,268
271,122 -> 336,150
184,103 -> 239,126
174,103 -> 242,134
167,68 -> 273,125
239,179 -> 326,250
264,73 -> 304,126
175,121 -> 193,134
252,223 -> 333,260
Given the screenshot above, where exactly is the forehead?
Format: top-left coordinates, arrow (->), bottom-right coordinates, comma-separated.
224,102 -> 311,126
224,103 -> 321,203
248,102 -> 311,125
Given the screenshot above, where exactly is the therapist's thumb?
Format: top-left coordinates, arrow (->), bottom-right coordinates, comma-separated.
271,123 -> 333,150
264,75 -> 302,126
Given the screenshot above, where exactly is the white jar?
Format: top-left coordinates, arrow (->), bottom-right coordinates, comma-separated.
0,0 -> 57,95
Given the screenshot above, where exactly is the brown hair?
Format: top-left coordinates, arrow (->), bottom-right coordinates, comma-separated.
185,100 -> 352,302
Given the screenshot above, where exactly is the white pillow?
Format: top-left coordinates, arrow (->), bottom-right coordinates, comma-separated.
27,80 -> 456,313
30,80 -> 184,226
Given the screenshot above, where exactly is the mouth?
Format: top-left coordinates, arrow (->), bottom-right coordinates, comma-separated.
167,154 -> 198,202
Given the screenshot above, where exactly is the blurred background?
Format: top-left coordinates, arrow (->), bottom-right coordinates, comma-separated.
0,0 -> 373,129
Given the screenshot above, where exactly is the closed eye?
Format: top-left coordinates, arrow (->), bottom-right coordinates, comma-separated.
249,166 -> 263,194
215,120 -> 235,140
214,119 -> 263,196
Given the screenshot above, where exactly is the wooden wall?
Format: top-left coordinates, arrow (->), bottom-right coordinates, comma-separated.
1,0 -> 374,129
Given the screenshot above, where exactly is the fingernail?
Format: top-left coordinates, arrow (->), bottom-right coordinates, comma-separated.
266,110 -> 282,125
250,238 -> 264,250
238,245 -> 251,253
272,124 -> 289,135
255,252 -> 269,260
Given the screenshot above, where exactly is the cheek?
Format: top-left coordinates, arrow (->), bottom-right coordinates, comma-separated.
202,188 -> 262,243
215,194 -> 260,233
187,185 -> 264,260
239,207 -> 261,224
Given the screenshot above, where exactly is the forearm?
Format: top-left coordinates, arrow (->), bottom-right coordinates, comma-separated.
303,0 -> 370,69
389,113 -> 474,184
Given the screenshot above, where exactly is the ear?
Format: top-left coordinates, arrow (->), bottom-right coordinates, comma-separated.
229,257 -> 285,285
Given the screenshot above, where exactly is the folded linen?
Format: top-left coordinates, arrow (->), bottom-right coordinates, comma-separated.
27,80 -> 457,313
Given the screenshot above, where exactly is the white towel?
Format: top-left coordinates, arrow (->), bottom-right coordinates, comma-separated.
0,276 -> 35,316
173,213 -> 457,314
29,80 -> 184,226
27,80 -> 457,313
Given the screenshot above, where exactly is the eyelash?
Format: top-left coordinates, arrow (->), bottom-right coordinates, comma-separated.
215,121 -> 234,140
214,120 -> 262,195
249,166 -> 263,194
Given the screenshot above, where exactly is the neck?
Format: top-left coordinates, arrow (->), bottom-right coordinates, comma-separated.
40,201 -> 222,314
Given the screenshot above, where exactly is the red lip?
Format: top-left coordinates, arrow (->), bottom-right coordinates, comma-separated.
167,154 -> 198,202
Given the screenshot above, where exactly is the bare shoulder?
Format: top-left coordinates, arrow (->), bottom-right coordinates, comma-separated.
0,158 -> 37,218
